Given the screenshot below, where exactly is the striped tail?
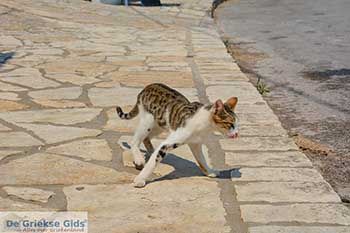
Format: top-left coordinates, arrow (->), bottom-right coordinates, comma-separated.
116,104 -> 139,120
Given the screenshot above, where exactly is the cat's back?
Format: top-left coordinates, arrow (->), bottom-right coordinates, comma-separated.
140,83 -> 189,104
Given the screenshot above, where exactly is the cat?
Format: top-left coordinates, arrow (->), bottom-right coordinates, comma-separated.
116,83 -> 239,187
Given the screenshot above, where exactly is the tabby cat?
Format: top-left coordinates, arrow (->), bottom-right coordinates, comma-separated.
116,83 -> 239,187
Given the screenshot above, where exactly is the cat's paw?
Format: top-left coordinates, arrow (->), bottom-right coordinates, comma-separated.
133,177 -> 146,188
207,170 -> 220,178
133,157 -> 145,170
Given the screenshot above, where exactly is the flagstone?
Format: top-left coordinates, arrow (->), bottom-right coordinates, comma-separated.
39,60 -> 116,77
235,181 -> 340,203
0,153 -> 133,185
104,71 -> 194,87
0,150 -> 22,161
220,137 -> 299,151
238,124 -> 286,136
46,73 -> 100,85
33,99 -> 86,108
25,48 -> 64,56
0,81 -> 27,92
47,139 -> 112,161
0,108 -> 102,125
63,179 -> 229,233
225,151 -> 312,167
0,68 -> 60,89
206,85 -> 264,103
0,36 -> 22,47
88,86 -> 141,107
0,196 -> 50,211
16,123 -> 101,144
240,204 -> 350,225
0,123 -> 11,131
0,132 -> 43,147
106,55 -> 146,66
238,112 -> 281,125
0,92 -> 20,101
231,168 -> 324,182
28,87 -> 82,100
0,100 -> 28,112
3,186 -> 55,203
248,226 -> 350,233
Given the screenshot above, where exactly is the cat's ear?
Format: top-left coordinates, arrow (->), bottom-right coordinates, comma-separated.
225,97 -> 238,110
214,99 -> 224,113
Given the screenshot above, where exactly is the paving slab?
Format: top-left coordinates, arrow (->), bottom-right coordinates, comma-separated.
0,123 -> 11,131
0,150 -> 22,160
0,153 -> 132,185
28,86 -> 83,100
235,181 -> 340,203
47,139 -> 113,161
238,124 -> 286,136
240,204 -> 350,225
0,132 -> 43,147
248,226 -> 350,233
0,68 -> 60,89
88,86 -> 141,107
220,137 -> 299,151
0,108 -> 102,125
46,73 -> 99,85
64,179 -> 230,233
0,100 -> 28,111
16,123 -> 101,144
0,92 -> 20,101
225,151 -> 312,167
232,168 -> 324,182
206,84 -> 264,103
0,196 -> 51,211
3,186 -> 55,203
0,81 -> 27,92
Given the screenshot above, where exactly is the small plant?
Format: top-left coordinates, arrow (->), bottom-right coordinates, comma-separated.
256,77 -> 270,96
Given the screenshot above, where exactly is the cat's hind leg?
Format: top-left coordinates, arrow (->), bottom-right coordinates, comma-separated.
131,108 -> 154,170
133,131 -> 190,187
142,125 -> 163,155
133,142 -> 181,187
143,137 -> 154,154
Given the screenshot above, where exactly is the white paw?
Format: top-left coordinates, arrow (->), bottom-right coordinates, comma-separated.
133,176 -> 146,188
207,170 -> 220,178
133,155 -> 145,170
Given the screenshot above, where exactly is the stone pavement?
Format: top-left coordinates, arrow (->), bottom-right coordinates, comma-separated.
0,0 -> 349,232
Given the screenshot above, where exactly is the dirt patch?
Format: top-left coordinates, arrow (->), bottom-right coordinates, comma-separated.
293,134 -> 335,156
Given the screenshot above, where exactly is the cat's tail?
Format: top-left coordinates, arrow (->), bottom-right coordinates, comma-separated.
116,104 -> 139,120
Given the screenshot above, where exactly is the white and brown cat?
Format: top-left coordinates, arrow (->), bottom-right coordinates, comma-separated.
116,83 -> 239,187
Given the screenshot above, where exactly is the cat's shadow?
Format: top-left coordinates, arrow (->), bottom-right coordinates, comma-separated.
153,153 -> 241,183
121,142 -> 240,182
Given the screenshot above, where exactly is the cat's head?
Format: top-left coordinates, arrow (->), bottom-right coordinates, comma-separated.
211,97 -> 239,139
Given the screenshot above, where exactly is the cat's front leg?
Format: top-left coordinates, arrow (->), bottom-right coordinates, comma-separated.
189,143 -> 219,178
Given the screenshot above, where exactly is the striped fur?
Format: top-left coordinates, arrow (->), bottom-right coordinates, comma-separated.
116,83 -> 203,130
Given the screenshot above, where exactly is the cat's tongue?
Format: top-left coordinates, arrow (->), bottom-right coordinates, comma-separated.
228,132 -> 238,139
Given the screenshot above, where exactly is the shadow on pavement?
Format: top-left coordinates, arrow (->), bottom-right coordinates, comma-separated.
0,52 -> 15,67
151,153 -> 241,183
